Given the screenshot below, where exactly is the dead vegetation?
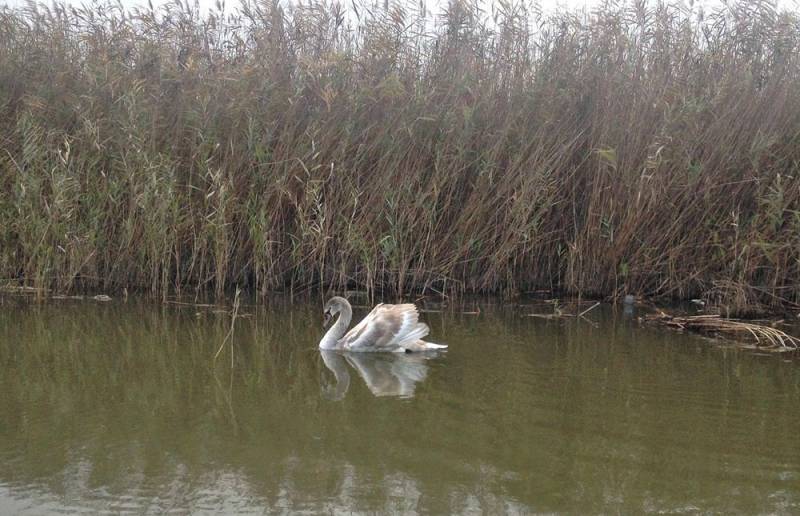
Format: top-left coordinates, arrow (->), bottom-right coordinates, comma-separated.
646,312 -> 800,352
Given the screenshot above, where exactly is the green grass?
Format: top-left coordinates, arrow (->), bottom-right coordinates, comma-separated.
1,0 -> 800,310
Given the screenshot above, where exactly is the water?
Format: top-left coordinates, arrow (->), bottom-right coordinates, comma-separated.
1,297 -> 799,514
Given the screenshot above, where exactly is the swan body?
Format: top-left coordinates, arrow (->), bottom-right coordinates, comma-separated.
319,296 -> 447,352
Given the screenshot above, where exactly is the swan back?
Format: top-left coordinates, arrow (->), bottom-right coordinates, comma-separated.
339,303 -> 429,352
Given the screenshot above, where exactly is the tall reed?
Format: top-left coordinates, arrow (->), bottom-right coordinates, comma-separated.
1,0 -> 799,308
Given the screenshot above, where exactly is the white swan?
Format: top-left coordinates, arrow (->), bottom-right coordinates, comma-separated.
319,296 -> 447,352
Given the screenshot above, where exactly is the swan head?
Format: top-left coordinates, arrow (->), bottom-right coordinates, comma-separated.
322,296 -> 348,327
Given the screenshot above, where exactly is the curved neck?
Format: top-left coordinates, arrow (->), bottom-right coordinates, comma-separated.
319,301 -> 352,349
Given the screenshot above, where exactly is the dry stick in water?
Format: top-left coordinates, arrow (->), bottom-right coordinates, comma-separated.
214,287 -> 242,368
578,302 -> 601,318
526,301 -> 601,319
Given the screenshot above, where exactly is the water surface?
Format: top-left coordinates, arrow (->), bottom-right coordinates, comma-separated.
1,298 -> 799,513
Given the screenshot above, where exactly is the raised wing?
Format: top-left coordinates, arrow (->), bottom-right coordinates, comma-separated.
338,303 -> 429,352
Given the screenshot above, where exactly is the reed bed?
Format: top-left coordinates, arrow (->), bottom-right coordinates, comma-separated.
1,0 -> 800,308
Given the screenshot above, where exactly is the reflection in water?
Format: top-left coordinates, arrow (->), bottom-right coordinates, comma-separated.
320,349 -> 351,400
0,297 -> 799,514
320,350 -> 436,399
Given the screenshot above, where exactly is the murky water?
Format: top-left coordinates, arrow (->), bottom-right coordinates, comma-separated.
1,297 -> 799,514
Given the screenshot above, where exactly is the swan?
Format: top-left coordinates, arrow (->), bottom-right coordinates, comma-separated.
320,350 -> 431,398
319,296 -> 447,352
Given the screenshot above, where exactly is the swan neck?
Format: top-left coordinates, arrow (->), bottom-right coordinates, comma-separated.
320,300 -> 352,349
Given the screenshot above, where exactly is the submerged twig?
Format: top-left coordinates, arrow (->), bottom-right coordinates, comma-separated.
214,288 -> 242,367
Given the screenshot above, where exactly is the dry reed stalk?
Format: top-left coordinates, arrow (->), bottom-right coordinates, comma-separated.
646,312 -> 800,352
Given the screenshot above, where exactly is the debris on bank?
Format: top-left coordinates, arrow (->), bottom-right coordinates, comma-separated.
0,284 -> 44,294
1,284 -> 112,302
646,311 -> 799,352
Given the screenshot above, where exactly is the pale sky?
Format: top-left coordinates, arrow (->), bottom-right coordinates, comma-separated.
0,0 -> 739,12
1,0 -> 797,16
0,0 -> 595,9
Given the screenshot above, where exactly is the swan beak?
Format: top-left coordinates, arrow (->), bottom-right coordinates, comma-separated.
323,312 -> 332,328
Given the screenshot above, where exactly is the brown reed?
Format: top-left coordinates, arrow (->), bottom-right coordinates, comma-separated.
1,0 -> 799,311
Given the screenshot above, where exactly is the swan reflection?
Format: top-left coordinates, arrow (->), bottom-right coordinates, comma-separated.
320,350 -> 438,399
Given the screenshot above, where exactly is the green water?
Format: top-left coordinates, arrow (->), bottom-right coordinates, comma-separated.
1,298 -> 798,514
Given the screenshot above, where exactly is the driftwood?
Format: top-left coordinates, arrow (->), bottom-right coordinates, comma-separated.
646,311 -> 800,352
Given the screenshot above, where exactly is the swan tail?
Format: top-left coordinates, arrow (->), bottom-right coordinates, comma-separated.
402,339 -> 448,352
394,321 -> 430,348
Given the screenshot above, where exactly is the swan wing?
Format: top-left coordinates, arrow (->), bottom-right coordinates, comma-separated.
339,303 -> 430,352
